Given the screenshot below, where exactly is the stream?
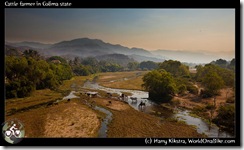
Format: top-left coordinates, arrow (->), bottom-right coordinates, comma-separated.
94,106 -> 112,138
62,87 -> 113,138
82,80 -> 234,138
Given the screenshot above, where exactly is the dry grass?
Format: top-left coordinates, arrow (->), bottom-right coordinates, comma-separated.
5,75 -> 94,116
58,75 -> 94,91
93,97 -> 205,138
173,87 -> 235,119
6,99 -> 102,138
44,99 -> 101,137
5,89 -> 62,116
97,71 -> 148,90
201,88 -> 234,117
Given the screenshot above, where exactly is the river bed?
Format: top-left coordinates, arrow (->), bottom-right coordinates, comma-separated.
94,106 -> 112,138
82,80 -> 234,138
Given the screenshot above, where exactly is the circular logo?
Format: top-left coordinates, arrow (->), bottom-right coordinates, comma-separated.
2,119 -> 25,144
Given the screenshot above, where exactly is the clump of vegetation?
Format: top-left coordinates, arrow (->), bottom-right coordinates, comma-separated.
211,58 -> 235,71
178,84 -> 187,95
201,71 -> 224,98
195,63 -> 234,88
213,104 -> 235,132
142,60 -> 202,102
186,84 -> 198,95
195,63 -> 234,107
159,60 -> 190,77
127,62 -> 139,71
142,69 -> 177,102
5,50 -> 73,98
139,61 -> 158,70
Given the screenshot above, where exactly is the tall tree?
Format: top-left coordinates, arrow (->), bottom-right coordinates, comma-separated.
139,61 -> 158,70
215,59 -> 228,68
142,69 -> 177,102
23,49 -> 41,60
127,62 -> 139,71
159,60 -> 190,77
202,71 -> 224,106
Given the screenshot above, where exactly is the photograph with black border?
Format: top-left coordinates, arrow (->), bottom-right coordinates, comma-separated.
1,0 -> 241,147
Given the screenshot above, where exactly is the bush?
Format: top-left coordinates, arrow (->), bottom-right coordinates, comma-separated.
142,69 -> 177,103
6,78 -> 35,98
213,104 -> 235,132
200,89 -> 213,98
200,89 -> 220,98
178,84 -> 187,95
186,84 -> 198,95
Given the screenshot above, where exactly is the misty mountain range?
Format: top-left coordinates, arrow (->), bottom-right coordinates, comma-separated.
5,38 -> 233,64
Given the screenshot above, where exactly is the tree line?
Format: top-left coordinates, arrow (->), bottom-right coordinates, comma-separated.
5,50 -> 73,98
5,49 -> 159,99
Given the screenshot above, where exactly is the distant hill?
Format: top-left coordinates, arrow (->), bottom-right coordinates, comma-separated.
6,41 -> 51,49
46,38 -> 153,58
5,38 -> 226,64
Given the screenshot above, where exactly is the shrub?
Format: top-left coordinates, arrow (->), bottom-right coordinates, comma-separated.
213,104 -> 235,132
178,84 -> 187,95
200,89 -> 220,98
186,84 -> 198,95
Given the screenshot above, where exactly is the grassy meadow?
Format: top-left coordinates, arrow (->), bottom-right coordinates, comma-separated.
97,71 -> 148,90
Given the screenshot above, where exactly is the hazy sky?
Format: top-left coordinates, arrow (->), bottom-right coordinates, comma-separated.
5,9 -> 235,54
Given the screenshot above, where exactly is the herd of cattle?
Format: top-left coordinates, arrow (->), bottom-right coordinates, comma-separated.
46,91 -> 146,109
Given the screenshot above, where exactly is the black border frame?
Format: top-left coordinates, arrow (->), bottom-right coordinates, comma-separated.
1,0 -> 241,146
